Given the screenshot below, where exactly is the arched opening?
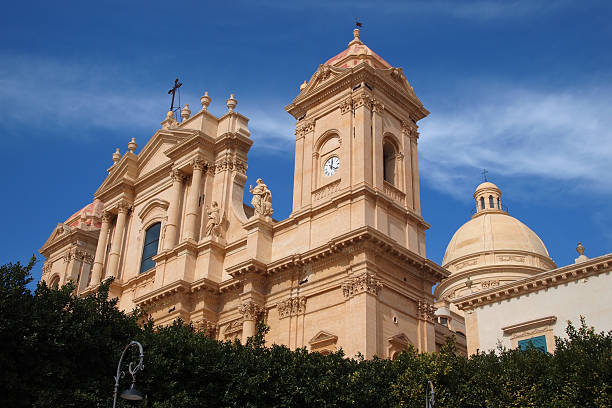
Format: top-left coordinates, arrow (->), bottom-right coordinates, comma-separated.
489,195 -> 494,208
480,196 -> 485,210
391,351 -> 401,360
383,142 -> 396,185
49,276 -> 60,289
497,197 -> 500,209
140,222 -> 161,274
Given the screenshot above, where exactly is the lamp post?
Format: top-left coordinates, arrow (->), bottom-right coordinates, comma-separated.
113,341 -> 145,408
426,380 -> 435,408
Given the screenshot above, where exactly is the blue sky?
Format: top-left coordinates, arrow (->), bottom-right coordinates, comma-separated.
2,0 -> 611,286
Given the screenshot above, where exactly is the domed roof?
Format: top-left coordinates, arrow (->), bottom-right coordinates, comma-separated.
324,28 -> 391,69
474,181 -> 500,193
443,212 -> 551,268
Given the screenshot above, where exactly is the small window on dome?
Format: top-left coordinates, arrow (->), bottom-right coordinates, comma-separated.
497,197 -> 500,209
489,195 -> 494,208
480,196 -> 485,210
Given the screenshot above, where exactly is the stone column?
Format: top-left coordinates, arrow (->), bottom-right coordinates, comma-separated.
239,301 -> 263,344
105,202 -> 130,279
163,169 -> 184,250
183,160 -> 205,241
90,211 -> 111,286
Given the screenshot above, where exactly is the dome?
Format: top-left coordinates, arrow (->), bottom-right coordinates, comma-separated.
442,212 -> 551,268
474,181 -> 500,194
324,28 -> 391,69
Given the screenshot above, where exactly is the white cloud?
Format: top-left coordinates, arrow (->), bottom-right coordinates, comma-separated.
419,85 -> 612,199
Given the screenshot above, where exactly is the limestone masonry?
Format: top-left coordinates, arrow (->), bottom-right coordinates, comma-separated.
40,29 -> 611,357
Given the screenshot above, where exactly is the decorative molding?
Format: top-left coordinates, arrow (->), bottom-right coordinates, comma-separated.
456,254 -> 612,310
215,157 -> 247,174
238,301 -> 264,321
171,169 -> 185,182
224,319 -> 243,335
502,316 -> 557,338
101,211 -> 112,223
383,181 -> 405,203
497,255 -> 526,263
277,296 -> 306,319
417,300 -> 436,322
352,93 -> 372,110
63,248 -> 94,264
193,318 -> 218,337
295,120 -> 315,138
455,259 -> 478,271
192,159 -> 207,171
339,98 -> 353,114
481,280 -> 499,289
309,330 -> 338,349
116,200 -> 131,214
42,262 -> 52,275
313,179 -> 341,201
372,99 -> 384,113
342,272 -> 383,298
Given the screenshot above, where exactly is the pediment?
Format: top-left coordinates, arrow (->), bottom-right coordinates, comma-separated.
137,198 -> 169,221
94,152 -> 138,197
137,131 -> 185,177
388,333 -> 412,348
309,330 -> 338,347
40,223 -> 71,252
299,65 -> 348,97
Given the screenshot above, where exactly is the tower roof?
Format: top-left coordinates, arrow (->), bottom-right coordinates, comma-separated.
324,28 -> 391,69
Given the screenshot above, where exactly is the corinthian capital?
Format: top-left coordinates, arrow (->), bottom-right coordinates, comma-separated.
101,211 -> 112,223
238,301 -> 264,321
171,169 -> 185,182
192,159 -> 207,171
117,200 -> 131,214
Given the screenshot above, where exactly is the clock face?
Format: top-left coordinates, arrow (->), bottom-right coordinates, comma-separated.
323,156 -> 340,177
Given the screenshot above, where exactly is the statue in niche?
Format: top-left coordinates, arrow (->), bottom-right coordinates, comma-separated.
249,178 -> 273,217
205,201 -> 222,237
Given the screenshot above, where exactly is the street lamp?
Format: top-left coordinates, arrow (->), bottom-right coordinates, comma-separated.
113,340 -> 145,407
426,380 -> 435,408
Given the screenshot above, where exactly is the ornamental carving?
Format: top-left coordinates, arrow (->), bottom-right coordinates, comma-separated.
417,300 -> 436,322
224,319 -> 243,335
63,248 -> 94,264
277,296 -> 306,319
42,262 -> 52,275
481,280 -> 500,289
117,201 -> 131,214
390,67 -> 404,82
318,65 -> 333,82
352,93 -> 372,110
101,211 -> 112,223
383,182 -> 405,203
342,272 -> 382,298
313,180 -> 341,201
340,98 -> 353,114
238,301 -> 264,321
371,99 -> 384,113
497,255 -> 526,263
171,169 -> 185,182
193,319 -> 218,337
249,178 -> 273,217
214,158 -> 247,174
295,120 -> 315,138
192,159 -> 208,171
455,259 -> 478,271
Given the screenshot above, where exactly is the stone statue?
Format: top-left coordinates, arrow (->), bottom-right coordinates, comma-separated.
205,201 -> 222,237
249,178 -> 273,217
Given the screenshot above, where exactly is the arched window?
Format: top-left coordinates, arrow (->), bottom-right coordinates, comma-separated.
50,276 -> 60,289
383,142 -> 396,184
140,222 -> 161,274
489,195 -> 494,208
497,197 -> 500,209
480,196 -> 485,210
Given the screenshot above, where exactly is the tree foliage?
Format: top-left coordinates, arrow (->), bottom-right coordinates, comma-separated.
1,260 -> 611,407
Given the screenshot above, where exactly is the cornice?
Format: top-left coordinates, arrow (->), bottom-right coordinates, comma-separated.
133,279 -> 191,306
286,63 -> 428,121
455,253 -> 612,310
39,227 -> 99,256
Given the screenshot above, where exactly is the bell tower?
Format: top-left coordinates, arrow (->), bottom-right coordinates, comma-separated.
285,28 -> 431,256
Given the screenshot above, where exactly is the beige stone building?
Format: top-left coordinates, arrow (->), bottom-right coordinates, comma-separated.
40,28 -> 457,358
434,182 -> 612,354
40,29 -> 612,358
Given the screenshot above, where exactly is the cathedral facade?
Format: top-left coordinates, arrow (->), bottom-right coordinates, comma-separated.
40,29 -> 455,358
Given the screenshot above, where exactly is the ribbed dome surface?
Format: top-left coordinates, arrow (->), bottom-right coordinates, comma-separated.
443,212 -> 550,268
